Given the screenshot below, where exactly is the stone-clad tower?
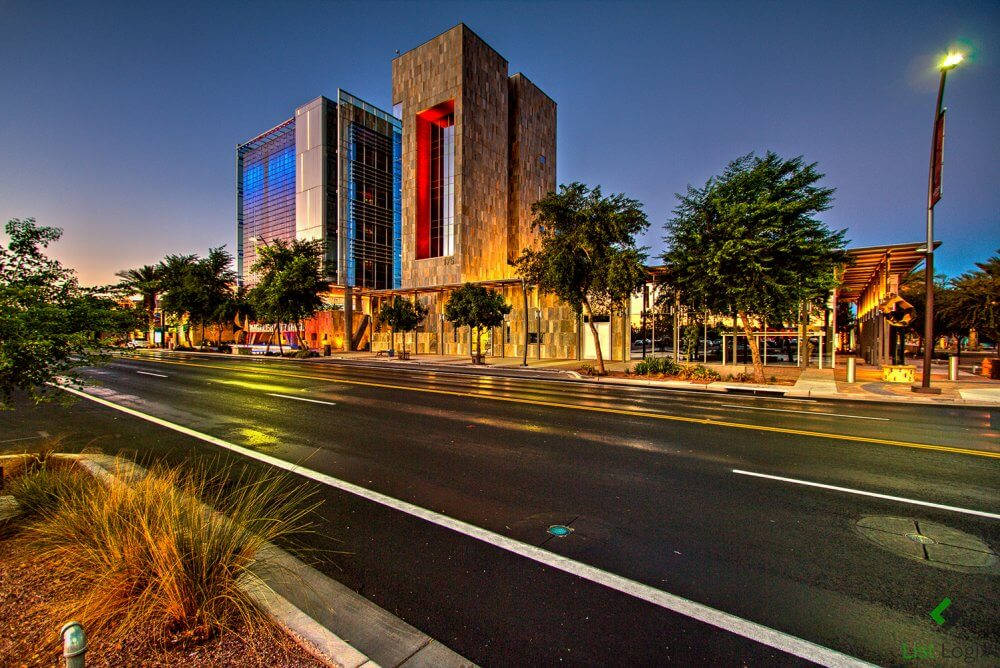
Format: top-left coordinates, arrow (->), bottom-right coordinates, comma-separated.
391,24 -> 556,290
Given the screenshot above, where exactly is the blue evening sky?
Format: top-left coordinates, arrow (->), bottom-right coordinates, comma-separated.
1,1 -> 997,285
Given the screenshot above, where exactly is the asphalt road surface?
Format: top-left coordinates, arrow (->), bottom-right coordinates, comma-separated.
3,352 -> 998,666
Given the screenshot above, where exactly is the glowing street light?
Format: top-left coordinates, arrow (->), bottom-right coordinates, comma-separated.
940,52 -> 964,69
915,49 -> 965,393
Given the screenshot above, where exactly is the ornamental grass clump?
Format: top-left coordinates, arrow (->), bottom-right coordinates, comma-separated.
26,464 -> 316,646
3,464 -> 94,520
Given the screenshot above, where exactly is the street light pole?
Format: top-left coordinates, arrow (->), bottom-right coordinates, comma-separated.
917,51 -> 963,393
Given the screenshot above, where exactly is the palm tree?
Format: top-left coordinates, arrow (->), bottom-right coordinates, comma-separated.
115,264 -> 160,345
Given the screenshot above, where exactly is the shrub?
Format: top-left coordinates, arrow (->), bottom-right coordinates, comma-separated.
578,363 -> 597,376
3,465 -> 94,520
678,364 -> 722,381
633,360 -> 649,375
26,464 -> 316,646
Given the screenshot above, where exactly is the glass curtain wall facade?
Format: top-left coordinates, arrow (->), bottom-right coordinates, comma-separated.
337,90 -> 402,289
236,118 -> 296,282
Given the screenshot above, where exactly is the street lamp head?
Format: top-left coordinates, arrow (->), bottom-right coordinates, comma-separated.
940,52 -> 964,70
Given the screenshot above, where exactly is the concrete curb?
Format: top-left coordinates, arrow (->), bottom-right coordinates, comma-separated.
62,453 -> 475,668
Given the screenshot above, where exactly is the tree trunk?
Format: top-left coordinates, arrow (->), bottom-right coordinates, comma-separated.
582,298 -> 606,375
475,325 -> 481,363
739,311 -> 765,384
147,306 -> 156,346
276,325 -> 283,355
521,280 -> 528,367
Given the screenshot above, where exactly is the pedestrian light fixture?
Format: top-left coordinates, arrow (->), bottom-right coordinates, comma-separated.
915,47 -> 965,393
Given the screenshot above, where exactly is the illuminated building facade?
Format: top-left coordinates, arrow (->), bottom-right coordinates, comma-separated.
235,25 -> 636,359
236,91 -> 401,291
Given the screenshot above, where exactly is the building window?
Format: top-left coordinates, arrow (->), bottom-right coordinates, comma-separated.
429,113 -> 455,257
416,101 -> 455,259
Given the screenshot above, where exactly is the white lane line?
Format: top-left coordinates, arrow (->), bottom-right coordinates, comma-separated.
57,384 -> 869,668
720,404 -> 889,421
136,370 -> 169,378
733,469 -> 1000,520
267,393 -> 337,406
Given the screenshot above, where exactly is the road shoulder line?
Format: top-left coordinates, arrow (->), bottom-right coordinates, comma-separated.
732,469 -> 1000,520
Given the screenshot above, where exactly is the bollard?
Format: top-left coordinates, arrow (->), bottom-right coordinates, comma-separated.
61,621 -> 86,668
846,357 -> 856,384
948,355 -> 959,381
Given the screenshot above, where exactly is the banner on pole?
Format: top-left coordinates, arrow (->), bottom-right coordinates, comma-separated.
931,109 -> 946,206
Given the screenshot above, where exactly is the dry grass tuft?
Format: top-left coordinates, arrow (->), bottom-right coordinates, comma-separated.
23,463 -> 316,647
3,464 -> 94,519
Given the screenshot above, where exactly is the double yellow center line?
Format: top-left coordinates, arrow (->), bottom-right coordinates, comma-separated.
124,356 -> 1000,460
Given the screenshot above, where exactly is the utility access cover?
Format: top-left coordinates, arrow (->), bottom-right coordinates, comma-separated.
855,516 -> 998,574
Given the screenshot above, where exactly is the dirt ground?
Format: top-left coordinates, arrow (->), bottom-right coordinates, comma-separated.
0,530 -> 325,668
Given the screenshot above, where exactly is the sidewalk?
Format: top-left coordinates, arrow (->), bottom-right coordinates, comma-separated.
134,349 -> 1000,406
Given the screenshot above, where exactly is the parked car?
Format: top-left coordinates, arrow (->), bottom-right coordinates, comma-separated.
126,339 -> 149,349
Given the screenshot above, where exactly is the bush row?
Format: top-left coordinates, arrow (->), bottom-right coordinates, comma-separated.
631,358 -> 722,381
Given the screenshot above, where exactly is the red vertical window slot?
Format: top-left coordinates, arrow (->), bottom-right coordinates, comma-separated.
415,100 -> 454,260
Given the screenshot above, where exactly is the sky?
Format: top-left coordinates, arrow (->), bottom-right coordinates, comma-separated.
1,0 -> 998,286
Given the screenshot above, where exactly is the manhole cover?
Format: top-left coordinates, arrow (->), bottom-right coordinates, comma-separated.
856,516 -> 998,574
547,524 -> 574,538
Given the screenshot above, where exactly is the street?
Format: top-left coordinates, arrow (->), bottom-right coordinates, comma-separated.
3,352 -> 998,665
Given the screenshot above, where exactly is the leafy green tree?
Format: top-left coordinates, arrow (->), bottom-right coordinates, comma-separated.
682,322 -> 701,360
443,284 -> 511,363
199,247 -> 237,345
248,238 -> 330,353
664,152 -> 847,383
517,182 -> 648,374
115,264 -> 160,345
379,296 -> 429,356
0,218 -> 130,405
900,270 -> 957,354
945,250 -> 1000,355
157,253 -> 197,346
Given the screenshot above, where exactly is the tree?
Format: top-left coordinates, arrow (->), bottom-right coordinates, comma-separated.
248,238 -> 330,353
0,218 -> 130,405
158,253 -> 197,346
900,270 -> 957,354
517,183 -> 648,375
199,247 -> 237,345
115,264 -> 160,345
945,250 -> 1000,356
682,322 -> 700,360
378,296 -> 428,356
664,152 -> 847,383
443,284 -> 511,363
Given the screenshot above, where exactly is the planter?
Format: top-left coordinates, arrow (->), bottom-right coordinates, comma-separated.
882,364 -> 916,384
982,357 -> 1000,379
